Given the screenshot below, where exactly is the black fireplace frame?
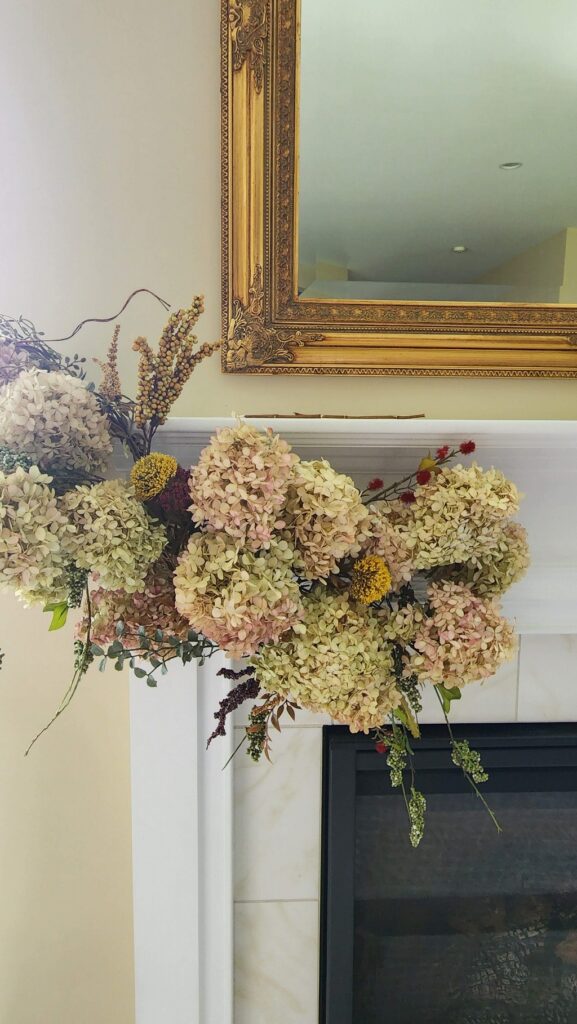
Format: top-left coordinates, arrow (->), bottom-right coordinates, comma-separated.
319,722 -> 577,1024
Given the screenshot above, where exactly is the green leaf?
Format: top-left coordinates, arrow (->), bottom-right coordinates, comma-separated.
90,644 -> 105,657
107,640 -> 123,657
45,601 -> 69,632
133,667 -> 147,678
396,699 -> 420,738
146,676 -> 157,688
115,620 -> 125,636
99,658 -> 107,672
436,683 -> 462,715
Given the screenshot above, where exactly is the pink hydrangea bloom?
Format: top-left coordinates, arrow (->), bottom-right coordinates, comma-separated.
85,564 -> 190,653
408,580 -> 516,688
189,423 -> 298,550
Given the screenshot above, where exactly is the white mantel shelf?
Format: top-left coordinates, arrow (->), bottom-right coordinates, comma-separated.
130,418 -> 577,1024
161,416 -> 577,448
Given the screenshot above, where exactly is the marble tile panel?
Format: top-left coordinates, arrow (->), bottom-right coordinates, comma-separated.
517,635 -> 577,721
418,650 -> 519,724
234,901 -> 319,1024
233,726 -> 322,901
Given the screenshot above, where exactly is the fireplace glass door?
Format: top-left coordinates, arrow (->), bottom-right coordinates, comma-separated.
321,725 -> 577,1024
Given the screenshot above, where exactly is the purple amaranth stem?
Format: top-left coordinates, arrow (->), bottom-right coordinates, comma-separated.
207,675 -> 260,747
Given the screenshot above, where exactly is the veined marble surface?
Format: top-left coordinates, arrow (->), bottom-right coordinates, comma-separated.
233,635 -> 577,1023
234,901 -> 319,1024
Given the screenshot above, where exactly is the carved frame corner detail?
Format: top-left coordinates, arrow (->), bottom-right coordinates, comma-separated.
224,267 -> 324,371
228,0 -> 268,93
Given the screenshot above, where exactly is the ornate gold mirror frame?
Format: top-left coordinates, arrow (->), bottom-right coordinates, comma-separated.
221,0 -> 577,377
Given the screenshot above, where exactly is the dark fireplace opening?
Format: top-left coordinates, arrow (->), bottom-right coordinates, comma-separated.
320,724 -> 577,1024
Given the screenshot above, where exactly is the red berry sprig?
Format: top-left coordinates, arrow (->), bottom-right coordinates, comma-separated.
363,440 -> 476,505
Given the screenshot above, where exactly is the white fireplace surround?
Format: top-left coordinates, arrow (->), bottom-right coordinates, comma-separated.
129,418 -> 577,1024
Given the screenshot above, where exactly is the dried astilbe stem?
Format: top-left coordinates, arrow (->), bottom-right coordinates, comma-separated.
93,324 -> 122,401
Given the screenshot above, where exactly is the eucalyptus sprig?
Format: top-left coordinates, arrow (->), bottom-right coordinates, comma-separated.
90,623 -> 217,689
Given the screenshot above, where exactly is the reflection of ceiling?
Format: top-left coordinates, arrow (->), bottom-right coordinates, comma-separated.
298,0 -> 577,286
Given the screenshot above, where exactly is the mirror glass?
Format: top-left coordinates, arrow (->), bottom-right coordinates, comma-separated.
298,0 -> 577,304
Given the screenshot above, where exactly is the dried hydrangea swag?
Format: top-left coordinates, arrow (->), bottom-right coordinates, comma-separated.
0,320 -> 528,847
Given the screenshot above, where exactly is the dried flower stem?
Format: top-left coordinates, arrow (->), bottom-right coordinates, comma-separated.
25,584 -> 93,756
363,450 -> 457,503
434,687 -> 501,833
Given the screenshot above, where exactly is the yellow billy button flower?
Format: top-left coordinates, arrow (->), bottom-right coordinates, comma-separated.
130,452 -> 178,501
350,555 -> 392,605
418,456 -> 438,472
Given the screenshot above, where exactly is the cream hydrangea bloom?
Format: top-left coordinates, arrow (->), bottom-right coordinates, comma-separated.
173,532 -> 302,657
251,588 -> 402,733
283,459 -> 370,579
443,521 -> 530,597
407,580 -> 517,688
361,507 -> 414,589
62,480 -> 166,592
379,463 -> 522,570
189,423 -> 298,550
0,464 -> 74,605
380,602 -> 425,644
0,368 -> 112,475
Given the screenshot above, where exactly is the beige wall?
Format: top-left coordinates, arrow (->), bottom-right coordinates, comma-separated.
0,598 -> 134,1024
2,0 -> 577,1021
478,230 -> 567,302
478,228 -> 577,305
560,229 -> 577,304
